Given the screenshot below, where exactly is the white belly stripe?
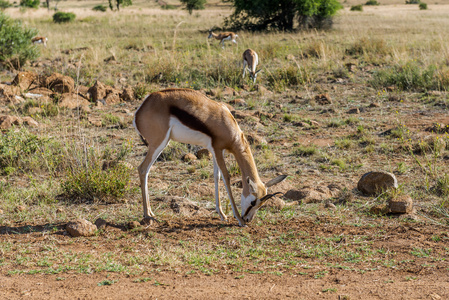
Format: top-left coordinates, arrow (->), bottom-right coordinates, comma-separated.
169,117 -> 212,149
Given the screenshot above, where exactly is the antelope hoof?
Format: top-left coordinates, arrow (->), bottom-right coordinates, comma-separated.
141,216 -> 158,226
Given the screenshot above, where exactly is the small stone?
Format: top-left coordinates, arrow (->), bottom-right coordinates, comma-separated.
196,148 -> 212,160
182,153 -> 197,162
315,93 -> 332,105
56,208 -> 64,214
127,221 -> 141,229
15,205 -> 26,212
229,98 -> 246,106
370,204 -> 389,216
325,202 -> 336,210
265,197 -> 285,210
388,195 -> 413,214
369,102 -> 381,108
348,108 -> 360,114
66,219 -> 97,237
357,171 -> 398,196
95,218 -> 108,230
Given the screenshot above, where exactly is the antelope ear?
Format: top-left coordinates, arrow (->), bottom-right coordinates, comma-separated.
247,176 -> 258,194
265,175 -> 287,188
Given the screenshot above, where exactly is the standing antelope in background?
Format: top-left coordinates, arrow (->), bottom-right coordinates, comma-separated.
242,49 -> 261,84
208,30 -> 238,48
133,89 -> 287,227
31,36 -> 48,47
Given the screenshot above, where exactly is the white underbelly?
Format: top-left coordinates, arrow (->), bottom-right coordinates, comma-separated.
169,117 -> 212,149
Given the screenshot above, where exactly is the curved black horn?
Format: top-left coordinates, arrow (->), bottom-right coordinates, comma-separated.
260,192 -> 283,202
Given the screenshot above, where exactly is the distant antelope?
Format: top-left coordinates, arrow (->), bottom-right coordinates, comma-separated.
242,49 -> 261,84
208,30 -> 238,49
31,36 -> 48,47
133,88 -> 287,226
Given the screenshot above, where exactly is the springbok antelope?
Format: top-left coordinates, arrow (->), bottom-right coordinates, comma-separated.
133,89 -> 287,226
208,30 -> 238,48
242,49 -> 261,84
31,36 -> 48,47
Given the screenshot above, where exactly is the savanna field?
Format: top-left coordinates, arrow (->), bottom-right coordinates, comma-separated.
1,0 -> 449,298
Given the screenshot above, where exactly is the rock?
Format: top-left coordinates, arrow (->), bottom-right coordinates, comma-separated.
315,93 -> 332,105
43,73 -> 75,94
56,208 -> 64,214
105,91 -> 121,105
348,108 -> 360,114
284,185 -> 338,203
345,63 -> 356,72
66,219 -> 97,237
229,98 -> 246,106
369,102 -> 381,108
255,85 -> 273,96
88,81 -> 107,102
388,195 -> 413,214
196,148 -> 212,160
58,93 -> 90,109
88,116 -> 102,127
95,218 -> 108,230
182,153 -> 197,162
127,221 -> 141,229
357,171 -> 398,196
222,86 -> 238,97
15,205 -> 26,212
245,133 -> 267,145
12,71 -> 40,91
325,202 -> 336,210
0,209 -> 3,214
0,84 -> 21,101
22,116 -> 39,127
156,196 -> 208,216
265,197 -> 285,210
0,115 -> 21,129
370,204 -> 389,216
120,87 -> 135,102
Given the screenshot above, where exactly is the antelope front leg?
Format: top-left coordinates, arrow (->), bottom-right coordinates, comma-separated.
213,159 -> 227,221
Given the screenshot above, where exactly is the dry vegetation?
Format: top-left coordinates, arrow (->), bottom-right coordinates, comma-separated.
1,1 -> 449,298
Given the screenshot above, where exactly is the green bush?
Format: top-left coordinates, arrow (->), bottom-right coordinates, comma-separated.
20,0 -> 39,8
180,0 -> 205,14
419,2 -> 427,9
92,4 -> 107,12
161,4 -> 176,9
0,0 -> 12,9
61,144 -> 132,202
350,5 -> 363,11
0,12 -> 39,68
52,12 -> 76,23
365,0 -> 380,5
405,0 -> 420,3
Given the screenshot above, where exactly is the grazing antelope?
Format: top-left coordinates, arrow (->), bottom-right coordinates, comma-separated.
133,89 -> 287,226
208,30 -> 238,48
242,49 -> 261,84
31,36 -> 48,47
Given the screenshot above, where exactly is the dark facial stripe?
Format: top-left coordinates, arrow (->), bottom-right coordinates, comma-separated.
169,106 -> 214,138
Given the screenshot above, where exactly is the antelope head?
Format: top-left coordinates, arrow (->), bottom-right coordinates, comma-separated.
241,175 -> 287,222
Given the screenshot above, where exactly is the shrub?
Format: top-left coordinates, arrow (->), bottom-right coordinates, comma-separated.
419,2 -> 427,9
405,0 -> 420,3
180,0 -> 206,14
350,5 -> 363,11
365,0 -> 380,5
20,0 -> 39,8
161,4 -> 176,10
92,4 -> 107,12
52,12 -> 76,23
0,12 -> 39,68
0,0 -> 11,9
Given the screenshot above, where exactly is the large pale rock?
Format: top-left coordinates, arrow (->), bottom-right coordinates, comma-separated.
284,184 -> 341,203
43,73 -> 75,94
0,115 -> 22,129
12,71 -> 40,91
388,195 -> 413,214
357,171 -> 398,196
66,219 -> 97,237
58,93 -> 90,109
182,153 -> 197,162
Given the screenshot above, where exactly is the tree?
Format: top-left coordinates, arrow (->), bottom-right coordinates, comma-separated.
108,0 -> 132,11
224,0 -> 343,31
180,0 -> 206,14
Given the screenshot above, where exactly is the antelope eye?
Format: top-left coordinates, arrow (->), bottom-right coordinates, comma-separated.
251,200 -> 257,206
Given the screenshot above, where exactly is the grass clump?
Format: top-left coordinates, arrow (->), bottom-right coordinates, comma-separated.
350,5 -> 363,11
0,0 -> 12,9
92,5 -> 107,12
292,145 -> 318,157
20,0 -> 39,8
53,12 -> 76,23
371,61 -> 446,91
419,2 -> 427,10
365,0 -> 380,5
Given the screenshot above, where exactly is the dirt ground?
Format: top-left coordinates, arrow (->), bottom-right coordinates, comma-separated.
1,216 -> 449,299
